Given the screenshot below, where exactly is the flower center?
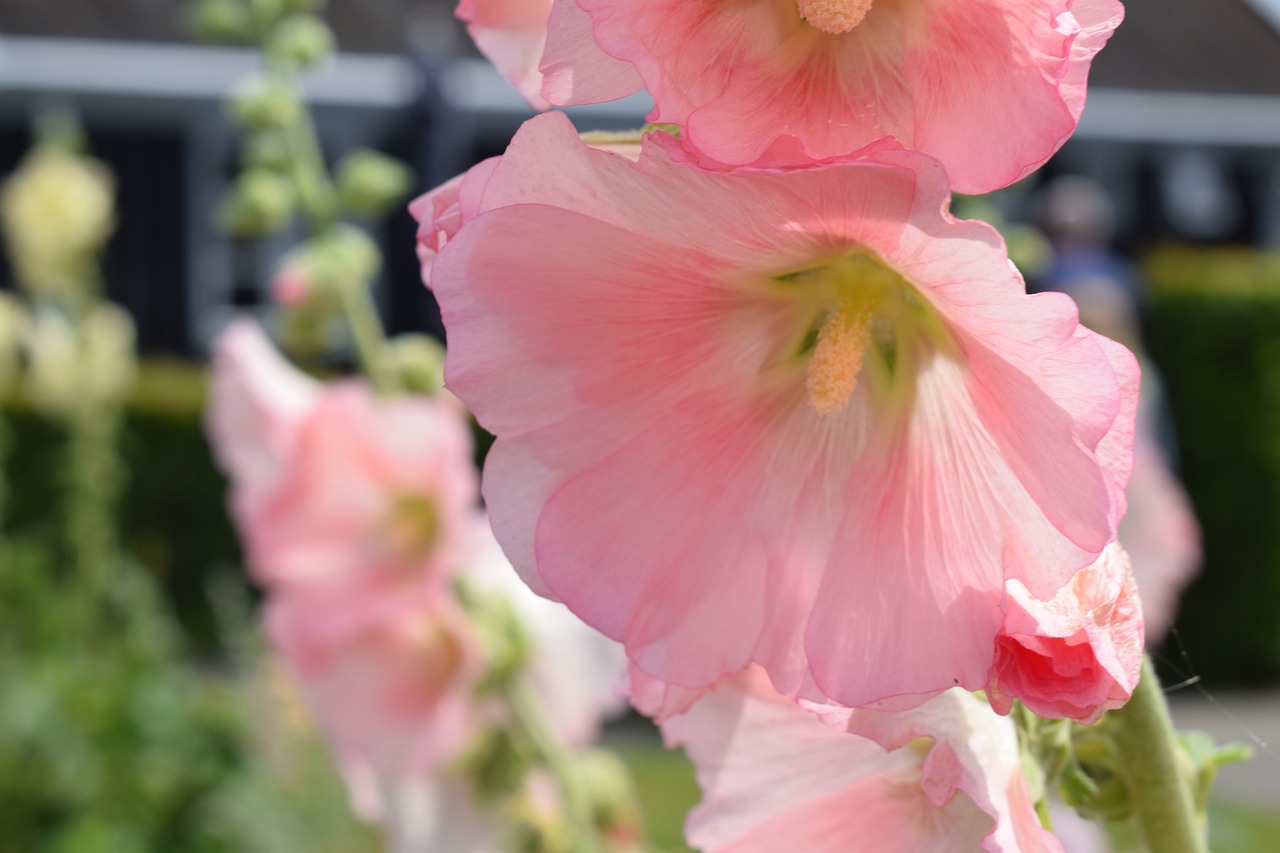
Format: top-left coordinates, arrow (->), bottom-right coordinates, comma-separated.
806,295 -> 872,414
796,0 -> 874,34
383,491 -> 440,561
773,251 -> 943,415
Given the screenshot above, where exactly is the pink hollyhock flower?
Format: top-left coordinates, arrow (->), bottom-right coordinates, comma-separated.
454,0 -> 641,110
540,0 -> 1123,193
206,318 -> 320,513
207,318 -> 478,598
650,667 -> 1061,852
280,515 -> 627,847
1120,410 -> 1200,644
421,112 -> 1138,710
269,588 -> 484,778
987,543 -> 1144,725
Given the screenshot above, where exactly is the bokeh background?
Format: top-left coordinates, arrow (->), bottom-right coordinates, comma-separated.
0,0 -> 1277,849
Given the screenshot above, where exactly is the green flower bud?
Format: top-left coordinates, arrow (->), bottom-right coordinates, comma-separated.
265,14 -> 335,68
387,333 -> 446,395
242,129 -> 292,172
82,302 -> 137,404
191,0 -> 253,42
454,578 -> 531,693
457,727 -> 531,804
336,149 -> 414,218
573,750 -> 645,849
0,292 -> 26,395
220,169 -> 295,238
303,225 -> 381,291
228,75 -> 301,130
248,0 -> 287,28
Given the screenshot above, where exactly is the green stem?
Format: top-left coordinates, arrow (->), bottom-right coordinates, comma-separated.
64,401 -> 123,606
337,281 -> 398,396
503,679 -> 598,853
1109,657 -> 1205,853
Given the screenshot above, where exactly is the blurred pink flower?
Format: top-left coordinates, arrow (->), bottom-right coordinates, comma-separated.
1121,416 -> 1201,644
540,0 -> 1123,193
650,667 -> 1061,852
422,112 -> 1137,709
269,586 -> 485,778
207,319 -> 478,600
454,0 -> 640,110
987,543 -> 1144,725
206,318 -> 320,513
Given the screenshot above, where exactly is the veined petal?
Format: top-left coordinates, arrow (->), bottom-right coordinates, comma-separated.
430,112 -> 1137,709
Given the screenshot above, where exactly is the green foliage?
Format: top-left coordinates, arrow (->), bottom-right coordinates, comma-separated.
1142,245 -> 1280,684
3,361 -> 241,654
0,541 -> 241,852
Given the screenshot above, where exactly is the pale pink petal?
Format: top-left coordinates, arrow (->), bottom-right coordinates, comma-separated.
987,543 -> 1144,724
206,317 -> 320,515
269,590 -> 484,778
432,112 -> 1136,707
248,383 -> 477,596
544,0 -> 1123,192
539,0 -> 645,105
1120,406 -> 1200,643
455,0 -> 643,110
659,669 -> 1060,852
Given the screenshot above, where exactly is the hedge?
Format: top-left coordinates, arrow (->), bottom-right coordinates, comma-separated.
1143,245 -> 1280,685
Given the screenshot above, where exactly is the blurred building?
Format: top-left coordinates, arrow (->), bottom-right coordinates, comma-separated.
0,0 -> 1278,353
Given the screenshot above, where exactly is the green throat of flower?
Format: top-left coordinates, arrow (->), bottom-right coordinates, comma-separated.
778,251 -> 945,416
384,491 -> 441,561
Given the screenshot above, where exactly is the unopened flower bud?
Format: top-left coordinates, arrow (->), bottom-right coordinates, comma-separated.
270,256 -> 314,307
192,0 -> 253,42
0,146 -> 115,298
305,225 -> 381,290
573,749 -> 645,849
220,169 -> 295,237
248,0 -> 287,27
229,75 -> 302,130
336,149 -> 414,218
387,333 -> 446,395
458,727 -> 530,804
82,303 -> 136,404
265,14 -> 335,68
242,129 -> 292,172
455,578 -> 531,692
26,309 -> 78,413
0,292 -> 26,394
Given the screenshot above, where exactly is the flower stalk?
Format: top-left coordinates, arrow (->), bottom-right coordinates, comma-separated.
503,678 -> 598,853
1109,656 -> 1206,853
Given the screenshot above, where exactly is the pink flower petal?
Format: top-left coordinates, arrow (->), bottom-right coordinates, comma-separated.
658,669 -> 1061,852
430,112 -> 1136,708
986,543 -> 1144,724
542,0 -> 1123,193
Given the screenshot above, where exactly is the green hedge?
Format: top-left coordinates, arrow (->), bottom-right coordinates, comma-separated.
1143,245 -> 1280,685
